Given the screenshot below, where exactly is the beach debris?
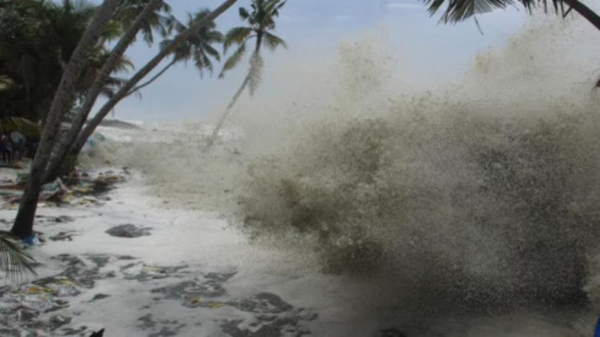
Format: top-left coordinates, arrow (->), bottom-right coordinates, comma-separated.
49,231 -> 75,241
31,276 -> 81,298
40,178 -> 69,203
106,224 -> 151,238
39,215 -> 75,224
0,168 -> 127,209
124,264 -> 188,282
21,232 -> 43,248
0,254 -> 128,335
50,254 -> 117,289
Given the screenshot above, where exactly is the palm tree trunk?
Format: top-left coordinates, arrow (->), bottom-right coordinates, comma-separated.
255,31 -> 263,53
204,73 -> 251,152
126,59 -> 177,97
11,0 -> 121,239
68,0 -> 238,158
204,30 -> 266,153
562,0 -> 600,31
44,0 -> 166,183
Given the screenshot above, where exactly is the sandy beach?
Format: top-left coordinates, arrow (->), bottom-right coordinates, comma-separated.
0,167 -> 391,337
0,164 -> 595,337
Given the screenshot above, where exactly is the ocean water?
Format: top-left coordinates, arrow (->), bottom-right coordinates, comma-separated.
86,9 -> 600,336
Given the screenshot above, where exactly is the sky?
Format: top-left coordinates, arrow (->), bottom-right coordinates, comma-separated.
94,0 -> 528,122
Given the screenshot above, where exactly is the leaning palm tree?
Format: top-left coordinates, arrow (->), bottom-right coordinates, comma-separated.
127,9 -> 224,97
204,0 -> 287,151
112,0 -> 177,46
424,0 -> 600,31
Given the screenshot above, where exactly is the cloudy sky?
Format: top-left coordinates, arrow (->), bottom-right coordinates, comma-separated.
95,0 -> 527,122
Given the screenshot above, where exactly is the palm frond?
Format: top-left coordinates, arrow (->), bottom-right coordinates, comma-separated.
113,55 -> 135,73
141,23 -> 154,46
424,0 -> 515,23
265,0 -> 286,16
239,6 -> 250,21
103,20 -> 123,41
223,26 -> 253,53
114,0 -> 175,46
99,86 -> 115,98
262,31 -> 287,51
193,48 -> 213,77
219,42 -> 247,78
0,236 -> 37,284
202,42 -> 221,62
206,31 -> 225,44
247,52 -> 264,96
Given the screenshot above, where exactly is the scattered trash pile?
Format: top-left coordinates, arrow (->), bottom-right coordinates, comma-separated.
0,167 -> 129,210
0,251 -> 319,336
0,254 -> 117,337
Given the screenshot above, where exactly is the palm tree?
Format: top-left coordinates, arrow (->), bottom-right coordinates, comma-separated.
112,0 -> 177,46
424,0 -> 600,31
205,0 -> 287,151
77,47 -> 135,99
127,9 -> 224,97
0,0 -> 137,124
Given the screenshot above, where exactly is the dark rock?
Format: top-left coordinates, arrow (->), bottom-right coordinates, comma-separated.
91,294 -> 111,302
49,231 -> 75,241
106,224 -> 151,238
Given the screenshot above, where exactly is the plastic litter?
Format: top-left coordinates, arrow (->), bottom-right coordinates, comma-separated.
22,233 -> 41,248
46,281 -> 80,298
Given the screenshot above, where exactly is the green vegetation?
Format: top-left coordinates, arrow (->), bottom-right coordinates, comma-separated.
425,0 -> 600,31
1,0 -> 245,276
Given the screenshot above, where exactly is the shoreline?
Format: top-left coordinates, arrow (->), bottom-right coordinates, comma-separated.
0,167 -> 373,337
